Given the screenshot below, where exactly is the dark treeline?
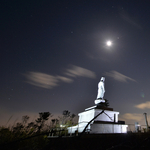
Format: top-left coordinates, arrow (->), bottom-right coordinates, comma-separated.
0,110 -> 77,150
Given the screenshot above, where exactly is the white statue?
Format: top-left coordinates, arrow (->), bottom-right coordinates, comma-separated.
97,77 -> 105,99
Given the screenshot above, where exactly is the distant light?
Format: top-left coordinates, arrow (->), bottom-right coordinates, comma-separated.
60,124 -> 66,128
106,41 -> 112,46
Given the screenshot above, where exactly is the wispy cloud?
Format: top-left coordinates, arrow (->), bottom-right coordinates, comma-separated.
104,70 -> 136,83
65,65 -> 96,78
24,65 -> 96,89
122,113 -> 143,122
119,8 -> 142,30
56,75 -> 73,83
25,72 -> 59,89
24,72 -> 73,89
135,101 -> 150,109
120,14 -> 142,30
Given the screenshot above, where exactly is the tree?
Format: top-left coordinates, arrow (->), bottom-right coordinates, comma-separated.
70,113 -> 76,121
13,122 -> 24,133
60,110 -> 71,125
51,119 -> 59,128
35,112 -> 51,132
58,110 -> 77,128
22,115 -> 30,125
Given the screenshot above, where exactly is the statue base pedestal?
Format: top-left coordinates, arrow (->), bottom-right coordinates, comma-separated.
68,106 -> 128,134
94,99 -> 105,105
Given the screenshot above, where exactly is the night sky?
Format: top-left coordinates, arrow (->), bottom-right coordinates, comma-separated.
1,0 -> 150,127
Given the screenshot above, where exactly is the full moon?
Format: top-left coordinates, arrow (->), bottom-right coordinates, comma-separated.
106,41 -> 112,46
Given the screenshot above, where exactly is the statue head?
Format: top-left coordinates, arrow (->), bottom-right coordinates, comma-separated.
100,77 -> 105,82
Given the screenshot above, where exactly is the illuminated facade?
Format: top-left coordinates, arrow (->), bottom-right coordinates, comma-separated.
68,106 -> 128,134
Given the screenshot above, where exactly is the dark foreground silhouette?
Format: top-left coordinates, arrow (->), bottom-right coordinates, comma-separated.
44,133 -> 150,150
1,132 -> 150,149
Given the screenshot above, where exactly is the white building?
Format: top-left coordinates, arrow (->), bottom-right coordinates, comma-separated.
68,106 -> 128,134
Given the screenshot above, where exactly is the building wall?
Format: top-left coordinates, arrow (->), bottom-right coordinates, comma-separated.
91,124 -> 128,133
68,108 -> 128,134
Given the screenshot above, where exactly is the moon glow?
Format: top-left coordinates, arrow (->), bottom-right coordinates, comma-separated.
106,41 -> 112,46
